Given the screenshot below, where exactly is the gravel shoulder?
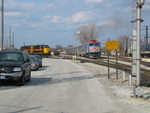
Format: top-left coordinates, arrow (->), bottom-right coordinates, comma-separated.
78,61 -> 150,113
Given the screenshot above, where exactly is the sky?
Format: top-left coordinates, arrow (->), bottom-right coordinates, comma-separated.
2,0 -> 150,48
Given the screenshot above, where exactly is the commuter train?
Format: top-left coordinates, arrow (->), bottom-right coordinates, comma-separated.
129,43 -> 150,57
20,44 -> 51,57
140,43 -> 150,57
66,40 -> 101,58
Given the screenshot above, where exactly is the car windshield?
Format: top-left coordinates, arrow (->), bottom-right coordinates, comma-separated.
95,43 -> 100,46
89,44 -> 94,46
0,52 -> 23,61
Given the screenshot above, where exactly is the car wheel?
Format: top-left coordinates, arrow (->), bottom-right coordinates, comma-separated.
40,64 -> 42,67
18,74 -> 25,86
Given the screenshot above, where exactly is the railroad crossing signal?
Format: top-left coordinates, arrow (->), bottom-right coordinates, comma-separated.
106,41 -> 119,51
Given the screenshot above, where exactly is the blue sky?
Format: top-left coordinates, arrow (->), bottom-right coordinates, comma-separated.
3,0 -> 150,48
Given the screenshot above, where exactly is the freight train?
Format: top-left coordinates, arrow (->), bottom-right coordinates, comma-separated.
66,40 -> 101,58
20,44 -> 51,57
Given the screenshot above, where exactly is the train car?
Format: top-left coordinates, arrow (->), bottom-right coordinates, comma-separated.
20,44 -> 51,57
140,43 -> 150,57
129,43 -> 150,57
66,40 -> 101,58
86,40 -> 101,58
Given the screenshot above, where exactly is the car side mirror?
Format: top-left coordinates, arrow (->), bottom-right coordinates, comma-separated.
24,59 -> 30,62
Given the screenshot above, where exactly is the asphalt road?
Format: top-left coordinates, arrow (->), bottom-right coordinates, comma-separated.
0,58 -> 139,113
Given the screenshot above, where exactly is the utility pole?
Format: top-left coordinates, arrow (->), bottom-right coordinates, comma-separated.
141,25 -> 150,50
125,38 -> 128,56
145,26 -> 150,50
1,0 -> 4,51
145,26 -> 148,49
23,42 -> 25,46
9,25 -> 11,49
136,0 -> 144,86
12,32 -> 14,48
131,0 -> 145,98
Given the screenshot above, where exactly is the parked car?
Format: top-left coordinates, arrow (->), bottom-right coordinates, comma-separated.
29,55 -> 39,70
33,55 -> 42,67
0,50 -> 31,86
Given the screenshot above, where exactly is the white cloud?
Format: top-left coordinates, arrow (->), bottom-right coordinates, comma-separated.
5,0 -> 55,11
64,11 -> 93,23
44,3 -> 55,9
123,6 -> 132,12
29,23 -> 45,28
5,12 -> 25,17
98,20 -> 117,26
44,15 -> 63,23
44,11 -> 93,24
85,0 -> 103,3
6,0 -> 36,10
65,25 -> 76,30
144,5 -> 150,10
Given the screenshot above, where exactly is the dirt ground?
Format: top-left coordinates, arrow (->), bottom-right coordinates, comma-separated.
78,61 -> 150,113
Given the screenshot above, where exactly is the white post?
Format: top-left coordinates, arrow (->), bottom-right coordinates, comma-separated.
136,0 -> 144,86
122,71 -> 126,83
128,75 -> 132,86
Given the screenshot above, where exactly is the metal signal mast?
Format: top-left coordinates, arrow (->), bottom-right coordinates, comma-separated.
131,0 -> 145,98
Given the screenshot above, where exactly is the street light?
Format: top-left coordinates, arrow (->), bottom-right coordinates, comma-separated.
136,0 -> 145,8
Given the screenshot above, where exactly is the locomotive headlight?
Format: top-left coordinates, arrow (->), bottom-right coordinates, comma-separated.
13,67 -> 22,72
136,0 -> 145,8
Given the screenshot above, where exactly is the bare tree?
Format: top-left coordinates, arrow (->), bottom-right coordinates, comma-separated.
76,24 -> 99,44
118,36 -> 130,56
66,45 -> 74,48
56,45 -> 63,50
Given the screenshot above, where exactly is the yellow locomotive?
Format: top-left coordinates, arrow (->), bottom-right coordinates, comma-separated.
20,44 -> 51,57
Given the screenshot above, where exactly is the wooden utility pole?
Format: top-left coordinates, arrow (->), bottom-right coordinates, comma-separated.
1,0 -> 4,50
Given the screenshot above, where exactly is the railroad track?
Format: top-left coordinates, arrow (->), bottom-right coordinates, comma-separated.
107,55 -> 150,67
62,55 -> 150,85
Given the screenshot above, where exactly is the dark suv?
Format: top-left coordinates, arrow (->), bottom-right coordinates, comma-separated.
0,50 -> 31,86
